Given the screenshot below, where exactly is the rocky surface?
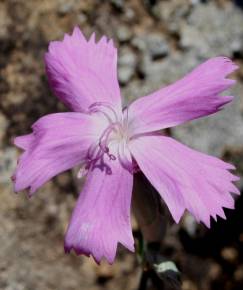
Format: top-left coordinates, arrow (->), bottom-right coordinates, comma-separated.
0,0 -> 243,290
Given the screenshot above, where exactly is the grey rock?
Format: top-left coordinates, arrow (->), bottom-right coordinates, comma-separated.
147,34 -> 169,60
110,0 -> 124,10
151,0 -> 191,32
119,48 -> 137,68
124,8 -> 136,21
0,148 -> 17,185
77,13 -> 88,24
118,48 -> 137,85
131,36 -> 147,51
58,2 -> 74,15
132,34 -> 170,59
116,26 -> 133,43
118,66 -> 135,85
230,38 -> 243,56
190,0 -> 202,5
180,2 -> 243,57
138,51 -> 198,85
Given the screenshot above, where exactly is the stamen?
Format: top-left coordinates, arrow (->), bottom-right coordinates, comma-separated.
109,154 -> 116,160
88,102 -> 119,123
98,123 -> 122,161
87,141 -> 102,161
89,107 -> 113,123
85,122 -> 122,169
80,103 -> 130,174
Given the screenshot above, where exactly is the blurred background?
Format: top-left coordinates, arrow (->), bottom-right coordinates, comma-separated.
0,0 -> 243,289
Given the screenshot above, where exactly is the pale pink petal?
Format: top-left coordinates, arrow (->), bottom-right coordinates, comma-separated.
64,154 -> 134,264
13,112 -> 105,195
128,57 -> 238,135
129,135 -> 239,227
45,27 -> 122,113
14,134 -> 34,150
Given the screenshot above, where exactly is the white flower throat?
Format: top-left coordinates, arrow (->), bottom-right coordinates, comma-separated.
77,102 -> 132,177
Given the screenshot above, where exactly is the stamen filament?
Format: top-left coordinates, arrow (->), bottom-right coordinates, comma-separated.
88,102 -> 119,123
78,102 -> 133,177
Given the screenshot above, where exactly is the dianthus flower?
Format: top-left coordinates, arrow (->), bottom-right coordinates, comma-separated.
13,27 -> 239,264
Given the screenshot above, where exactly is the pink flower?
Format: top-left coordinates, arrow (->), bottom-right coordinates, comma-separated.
13,27 -> 240,264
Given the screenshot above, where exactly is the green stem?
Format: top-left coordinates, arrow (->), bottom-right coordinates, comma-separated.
132,172 -> 181,290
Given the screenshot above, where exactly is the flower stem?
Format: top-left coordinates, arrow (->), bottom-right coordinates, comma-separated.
132,171 -> 181,290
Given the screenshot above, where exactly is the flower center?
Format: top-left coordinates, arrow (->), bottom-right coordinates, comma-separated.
77,102 -> 130,177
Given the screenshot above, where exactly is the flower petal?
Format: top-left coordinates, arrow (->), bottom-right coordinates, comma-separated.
128,57 -> 238,135
129,135 -> 239,227
13,112 -> 105,195
45,27 -> 122,113
14,134 -> 34,150
64,154 -> 134,264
